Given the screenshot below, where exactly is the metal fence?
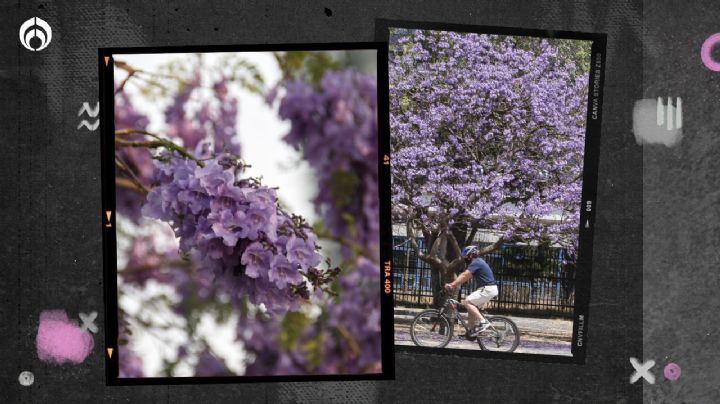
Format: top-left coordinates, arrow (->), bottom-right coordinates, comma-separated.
392,236 -> 576,317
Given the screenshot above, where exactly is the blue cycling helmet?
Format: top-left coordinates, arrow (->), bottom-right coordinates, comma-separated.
460,245 -> 479,258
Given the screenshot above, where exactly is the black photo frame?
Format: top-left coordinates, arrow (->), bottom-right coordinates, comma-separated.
99,41 -> 394,385
376,19 -> 606,365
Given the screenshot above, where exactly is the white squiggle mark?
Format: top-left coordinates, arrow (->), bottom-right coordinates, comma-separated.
78,102 -> 99,117
77,120 -> 99,131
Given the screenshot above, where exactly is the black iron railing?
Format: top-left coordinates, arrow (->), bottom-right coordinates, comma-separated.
392,236 -> 576,317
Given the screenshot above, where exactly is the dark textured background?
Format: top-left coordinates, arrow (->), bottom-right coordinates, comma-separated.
0,1 -> 647,403
643,1 -> 720,403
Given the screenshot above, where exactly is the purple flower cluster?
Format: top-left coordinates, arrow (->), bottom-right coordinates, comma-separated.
323,256 -> 382,373
116,61 -> 383,377
165,73 -> 242,156
118,311 -> 144,378
118,346 -> 144,378
278,69 -> 380,255
237,255 -> 381,376
389,29 -> 591,253
114,68 -> 242,225
121,229 -> 181,286
241,68 -> 383,374
114,90 -> 152,223
194,348 -> 231,377
141,153 -> 323,314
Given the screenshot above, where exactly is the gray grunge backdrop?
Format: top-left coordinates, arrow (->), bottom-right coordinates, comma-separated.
3,0 -> 695,402
643,0 -> 720,402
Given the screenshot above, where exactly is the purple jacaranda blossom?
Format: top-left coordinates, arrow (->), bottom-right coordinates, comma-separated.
278,69 -> 380,257
142,153 -> 325,314
194,349 -> 231,377
268,255 -> 303,289
244,208 -> 271,240
114,89 -> 151,224
285,234 -> 322,270
272,68 -> 383,374
241,242 -> 272,279
118,346 -> 145,378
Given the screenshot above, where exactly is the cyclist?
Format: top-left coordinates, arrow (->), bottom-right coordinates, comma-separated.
444,245 -> 499,339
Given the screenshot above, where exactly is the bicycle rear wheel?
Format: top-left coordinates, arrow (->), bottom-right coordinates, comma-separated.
410,310 -> 453,348
477,316 -> 519,352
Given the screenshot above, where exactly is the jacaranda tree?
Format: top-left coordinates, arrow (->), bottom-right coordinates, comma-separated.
389,29 -> 591,291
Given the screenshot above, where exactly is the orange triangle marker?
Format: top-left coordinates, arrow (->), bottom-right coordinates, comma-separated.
107,348 -> 114,358
104,56 -> 110,67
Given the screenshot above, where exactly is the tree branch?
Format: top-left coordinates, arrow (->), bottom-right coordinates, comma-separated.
448,231 -> 461,258
466,225 -> 479,246
120,259 -> 192,275
115,155 -> 149,195
313,227 -> 374,260
427,229 -> 443,259
116,177 -> 148,195
116,139 -> 167,149
115,129 -> 204,167
438,232 -> 449,266
114,60 -> 189,94
115,128 -> 158,137
406,220 -> 440,266
479,237 -> 505,255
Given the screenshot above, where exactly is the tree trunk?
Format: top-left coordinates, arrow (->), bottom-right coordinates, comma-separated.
430,267 -> 442,309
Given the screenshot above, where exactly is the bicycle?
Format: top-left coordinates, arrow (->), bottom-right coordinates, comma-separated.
409,288 -> 520,352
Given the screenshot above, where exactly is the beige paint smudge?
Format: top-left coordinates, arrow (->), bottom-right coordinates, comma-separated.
632,97 -> 683,147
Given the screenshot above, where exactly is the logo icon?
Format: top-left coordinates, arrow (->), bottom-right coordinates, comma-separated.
19,17 -> 52,51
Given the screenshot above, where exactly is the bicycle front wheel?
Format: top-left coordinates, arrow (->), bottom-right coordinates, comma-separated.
410,310 -> 453,348
477,316 -> 520,352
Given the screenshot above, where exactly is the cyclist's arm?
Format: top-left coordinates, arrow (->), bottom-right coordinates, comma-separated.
446,270 -> 473,289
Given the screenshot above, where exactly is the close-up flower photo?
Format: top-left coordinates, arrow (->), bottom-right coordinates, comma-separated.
110,47 -> 383,378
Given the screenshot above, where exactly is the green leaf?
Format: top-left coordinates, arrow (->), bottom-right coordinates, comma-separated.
400,95 -> 411,111
340,212 -> 357,240
301,332 -> 325,371
275,50 -> 344,86
312,220 -> 328,237
278,311 -> 310,351
329,170 -> 359,209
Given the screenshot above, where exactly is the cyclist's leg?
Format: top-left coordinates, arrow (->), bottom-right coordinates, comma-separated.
463,290 -> 486,328
465,286 -> 498,326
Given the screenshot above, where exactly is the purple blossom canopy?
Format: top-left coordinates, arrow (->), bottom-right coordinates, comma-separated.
390,29 -> 592,252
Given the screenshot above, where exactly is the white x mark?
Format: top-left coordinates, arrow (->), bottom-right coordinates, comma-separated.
630,357 -> 655,384
79,312 -> 98,333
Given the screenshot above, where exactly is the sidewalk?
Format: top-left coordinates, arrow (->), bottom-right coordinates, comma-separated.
394,307 -> 573,356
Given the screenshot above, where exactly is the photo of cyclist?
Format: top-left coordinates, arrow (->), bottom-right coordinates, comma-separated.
445,246 -> 499,339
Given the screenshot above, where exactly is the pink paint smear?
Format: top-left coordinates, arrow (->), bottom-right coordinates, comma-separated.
36,310 -> 94,364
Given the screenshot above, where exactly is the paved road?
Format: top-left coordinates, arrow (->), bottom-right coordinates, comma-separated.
394,310 -> 573,357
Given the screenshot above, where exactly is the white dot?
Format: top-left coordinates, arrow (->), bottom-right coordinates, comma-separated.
18,371 -> 34,386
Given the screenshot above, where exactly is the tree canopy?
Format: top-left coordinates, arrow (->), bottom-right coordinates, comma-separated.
389,28 -> 591,282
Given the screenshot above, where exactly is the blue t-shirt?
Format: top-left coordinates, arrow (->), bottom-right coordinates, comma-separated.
467,257 -> 496,286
